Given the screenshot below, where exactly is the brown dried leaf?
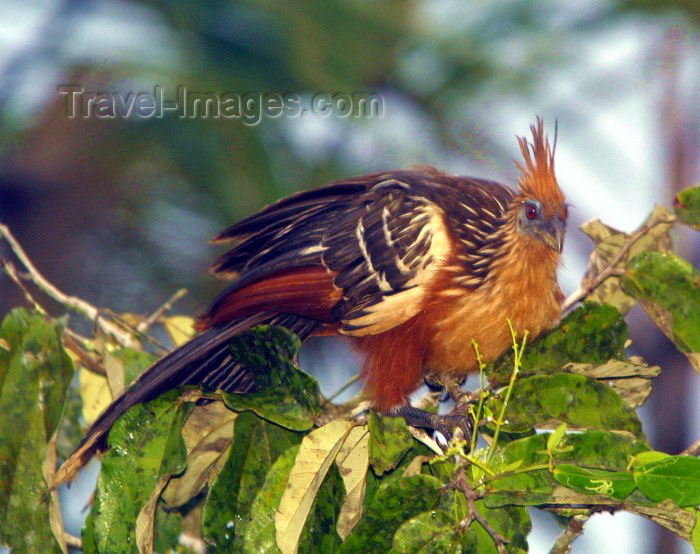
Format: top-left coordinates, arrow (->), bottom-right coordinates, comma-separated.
162,316 -> 196,347
103,346 -> 126,396
161,400 -> 236,508
43,432 -> 68,554
580,206 -> 674,313
135,475 -> 170,554
564,357 -> 660,408
78,370 -> 112,426
402,455 -> 431,478
275,419 -> 355,554
548,486 -> 695,540
335,426 -> 370,539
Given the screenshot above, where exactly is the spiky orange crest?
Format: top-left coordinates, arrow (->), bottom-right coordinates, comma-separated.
515,118 -> 566,218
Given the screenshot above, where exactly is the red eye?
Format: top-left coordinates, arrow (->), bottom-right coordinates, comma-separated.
525,202 -> 538,220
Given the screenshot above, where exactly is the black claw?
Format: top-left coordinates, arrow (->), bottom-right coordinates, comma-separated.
424,374 -> 445,391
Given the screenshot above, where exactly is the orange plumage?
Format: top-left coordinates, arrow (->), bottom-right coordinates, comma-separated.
354,120 -> 566,409
57,118 -> 567,483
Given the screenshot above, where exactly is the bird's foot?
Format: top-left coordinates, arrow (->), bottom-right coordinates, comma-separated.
389,404 -> 474,446
423,373 -> 479,407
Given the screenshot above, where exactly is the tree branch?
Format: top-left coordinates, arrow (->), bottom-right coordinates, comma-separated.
550,514 -> 589,554
561,213 -> 676,313
63,531 -> 82,549
136,288 -> 188,333
0,222 -> 137,347
455,466 -> 508,553
0,258 -> 47,315
680,437 -> 700,456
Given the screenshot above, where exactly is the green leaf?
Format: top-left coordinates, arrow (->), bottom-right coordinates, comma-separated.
152,503 -> 183,554
472,501 -> 530,554
552,431 -> 646,467
554,464 -> 636,500
110,348 -> 158,385
241,444 -> 300,554
547,423 -> 568,452
241,444 -> 345,554
297,462 -> 345,554
634,456 -> 700,507
563,357 -> 660,408
339,475 -> 443,552
0,308 -> 74,553
361,441 -> 436,518
485,467 -> 553,507
488,303 -> 628,385
487,373 -> 644,438
692,509 -> 700,554
629,450 -> 670,468
486,430 -> 648,507
578,206 -> 674,313
90,389 -> 191,553
82,511 -> 97,554
675,185 -> 700,230
368,411 -> 413,475
432,481 -> 530,552
221,326 -> 321,431
203,411 -> 302,549
390,510 -> 468,553
622,252 -> 700,371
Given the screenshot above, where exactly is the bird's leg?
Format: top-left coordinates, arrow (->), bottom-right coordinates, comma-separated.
389,404 -> 473,446
398,373 -> 481,445
424,373 -> 476,407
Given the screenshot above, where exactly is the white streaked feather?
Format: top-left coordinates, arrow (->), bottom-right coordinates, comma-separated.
356,218 -> 393,293
342,203 -> 452,336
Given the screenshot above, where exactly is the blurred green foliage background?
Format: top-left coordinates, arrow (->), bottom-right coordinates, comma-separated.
0,1 -> 699,551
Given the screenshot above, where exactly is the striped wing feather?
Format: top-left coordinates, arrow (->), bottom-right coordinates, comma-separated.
200,170 -> 515,337
200,172 -> 475,336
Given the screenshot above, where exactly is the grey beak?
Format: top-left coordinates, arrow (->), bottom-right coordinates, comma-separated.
539,217 -> 566,252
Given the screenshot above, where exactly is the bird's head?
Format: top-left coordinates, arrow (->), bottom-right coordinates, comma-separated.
513,118 -> 567,253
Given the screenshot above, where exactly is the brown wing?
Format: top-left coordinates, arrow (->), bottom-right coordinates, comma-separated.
197,266 -> 342,329
197,171 -> 460,336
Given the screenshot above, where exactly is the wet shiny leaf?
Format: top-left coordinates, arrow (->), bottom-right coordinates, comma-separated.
674,185 -> 700,230
368,412 -> 413,475
222,326 -> 321,431
0,308 -> 73,553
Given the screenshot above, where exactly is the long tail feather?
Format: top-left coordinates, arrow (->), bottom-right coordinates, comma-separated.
53,313 -> 316,486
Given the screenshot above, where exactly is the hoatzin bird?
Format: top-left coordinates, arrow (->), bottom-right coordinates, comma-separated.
56,118 -> 566,484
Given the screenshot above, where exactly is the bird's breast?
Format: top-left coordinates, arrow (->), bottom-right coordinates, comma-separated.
425,243 -> 562,375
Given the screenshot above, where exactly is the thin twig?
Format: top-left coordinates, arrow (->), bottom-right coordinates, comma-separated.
1,261 -> 107,376
0,258 -> 47,315
487,322 -> 527,464
455,466 -> 508,553
0,223 -> 137,348
62,330 -> 107,376
63,531 -> 82,549
136,288 -> 188,332
550,514 -> 589,554
99,307 -> 169,352
680,437 -> 700,456
561,213 -> 676,312
324,373 -> 362,404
